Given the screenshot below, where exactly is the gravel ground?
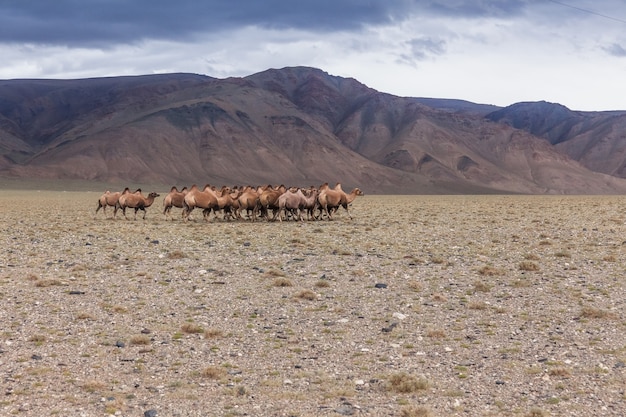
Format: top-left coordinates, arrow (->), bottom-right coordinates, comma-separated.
1,191 -> 625,416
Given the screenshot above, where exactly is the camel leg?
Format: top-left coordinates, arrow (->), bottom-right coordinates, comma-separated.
182,205 -> 193,222
342,204 -> 352,220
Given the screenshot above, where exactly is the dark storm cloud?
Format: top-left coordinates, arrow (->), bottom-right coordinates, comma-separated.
0,0 -> 406,46
0,0 -> 531,47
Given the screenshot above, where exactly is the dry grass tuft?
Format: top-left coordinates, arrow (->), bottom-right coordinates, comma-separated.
478,265 -> 503,276
469,301 -> 488,310
129,335 -> 151,346
201,366 -> 227,380
29,334 -> 47,344
264,269 -> 286,278
82,380 -> 107,393
431,293 -> 447,302
181,323 -> 204,334
430,256 -> 445,264
294,289 -> 318,301
75,312 -> 94,320
204,328 -> 224,339
401,406 -> 434,417
35,279 -> 63,287
473,280 -> 492,293
548,367 -> 571,378
580,306 -> 615,320
525,408 -> 548,417
272,277 -> 293,287
519,261 -> 540,271
167,250 -> 187,259
426,328 -> 446,339
387,372 -> 429,393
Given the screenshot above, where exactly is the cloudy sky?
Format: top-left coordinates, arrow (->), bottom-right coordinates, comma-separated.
1,1 -> 625,111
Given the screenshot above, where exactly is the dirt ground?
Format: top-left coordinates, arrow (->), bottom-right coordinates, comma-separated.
1,190 -> 625,416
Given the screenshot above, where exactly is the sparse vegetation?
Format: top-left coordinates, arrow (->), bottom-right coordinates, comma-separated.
387,372 -> 430,393
580,306 -> 615,320
294,289 -> 317,300
181,323 -> 204,334
519,261 -> 540,271
272,277 -> 293,287
2,192 -> 624,416
201,366 -> 226,380
129,335 -> 151,345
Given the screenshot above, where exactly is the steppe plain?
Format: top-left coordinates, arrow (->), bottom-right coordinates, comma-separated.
1,190 -> 625,417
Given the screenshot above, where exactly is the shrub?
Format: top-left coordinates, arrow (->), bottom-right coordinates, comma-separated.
519,261 -> 539,271
272,277 -> 293,287
401,406 -> 433,417
478,266 -> 503,276
130,335 -> 151,346
201,366 -> 226,380
295,289 -> 317,301
387,372 -> 429,393
181,323 -> 204,334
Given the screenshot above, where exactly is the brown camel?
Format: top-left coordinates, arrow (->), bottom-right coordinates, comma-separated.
163,186 -> 189,220
317,183 -> 364,220
182,184 -> 219,222
95,187 -> 131,218
115,190 -> 160,220
258,184 -> 286,220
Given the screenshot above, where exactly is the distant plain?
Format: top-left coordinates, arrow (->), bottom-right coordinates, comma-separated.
1,189 -> 625,416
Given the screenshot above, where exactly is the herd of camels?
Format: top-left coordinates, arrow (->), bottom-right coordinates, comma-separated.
95,182 -> 364,222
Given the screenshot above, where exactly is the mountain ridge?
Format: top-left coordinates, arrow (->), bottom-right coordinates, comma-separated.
1,66 -> 625,194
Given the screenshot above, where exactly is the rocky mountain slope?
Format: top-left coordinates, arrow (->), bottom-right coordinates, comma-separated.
487,101 -> 626,179
1,67 -> 625,194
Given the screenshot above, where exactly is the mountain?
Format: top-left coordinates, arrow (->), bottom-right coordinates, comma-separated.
487,101 -> 626,179
0,66 -> 625,194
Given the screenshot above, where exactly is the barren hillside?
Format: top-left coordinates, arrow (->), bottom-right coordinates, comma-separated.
1,67 -> 626,194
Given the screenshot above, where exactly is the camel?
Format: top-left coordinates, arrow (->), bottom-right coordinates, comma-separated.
235,185 -> 262,221
115,190 -> 160,220
258,184 -> 286,221
207,187 -> 242,221
200,186 -> 234,220
274,187 -> 318,222
162,186 -> 188,220
95,187 -> 131,218
317,183 -> 364,220
300,187 -> 320,221
182,184 -> 219,222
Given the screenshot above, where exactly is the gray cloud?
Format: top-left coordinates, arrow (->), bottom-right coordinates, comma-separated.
404,37 -> 447,61
0,1 -> 417,46
604,43 -> 626,57
0,0 -> 543,48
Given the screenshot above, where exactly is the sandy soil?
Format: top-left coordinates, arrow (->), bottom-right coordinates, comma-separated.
1,191 -> 625,416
